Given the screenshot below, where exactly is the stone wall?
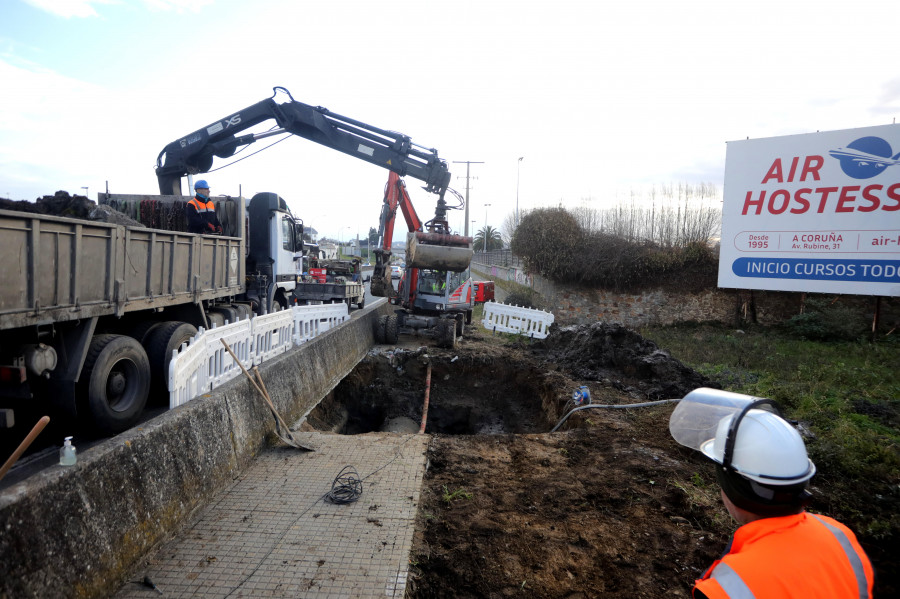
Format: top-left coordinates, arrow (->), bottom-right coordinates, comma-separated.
472,261 -> 896,330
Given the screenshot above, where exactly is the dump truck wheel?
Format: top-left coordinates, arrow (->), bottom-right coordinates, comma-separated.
357,296 -> 366,309
77,334 -> 150,435
209,305 -> 239,325
206,311 -> 225,329
128,321 -> 163,345
384,315 -> 399,344
233,303 -> 251,321
374,315 -> 388,343
146,322 -> 198,398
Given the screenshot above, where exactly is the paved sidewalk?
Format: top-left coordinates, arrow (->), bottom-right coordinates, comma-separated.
115,432 -> 430,599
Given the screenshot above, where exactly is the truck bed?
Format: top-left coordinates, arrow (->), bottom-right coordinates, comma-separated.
293,280 -> 364,303
0,208 -> 245,330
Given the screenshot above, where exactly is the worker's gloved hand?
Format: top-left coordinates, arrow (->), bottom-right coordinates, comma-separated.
215,225 -> 223,234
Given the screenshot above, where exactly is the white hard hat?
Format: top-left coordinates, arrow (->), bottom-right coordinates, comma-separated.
700,409 -> 815,485
670,388 -> 815,485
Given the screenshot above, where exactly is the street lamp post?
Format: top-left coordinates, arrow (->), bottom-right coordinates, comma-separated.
516,157 -> 524,227
81,186 -> 89,199
483,203 -> 491,253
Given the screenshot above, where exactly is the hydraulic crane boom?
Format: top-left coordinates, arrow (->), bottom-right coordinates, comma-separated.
155,87 -> 452,198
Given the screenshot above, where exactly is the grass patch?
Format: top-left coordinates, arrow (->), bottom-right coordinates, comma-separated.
442,485 -> 473,505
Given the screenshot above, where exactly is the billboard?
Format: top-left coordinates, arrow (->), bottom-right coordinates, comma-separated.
719,124 -> 900,296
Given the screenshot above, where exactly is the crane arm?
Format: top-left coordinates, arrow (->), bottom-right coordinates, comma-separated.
155,87 -> 451,197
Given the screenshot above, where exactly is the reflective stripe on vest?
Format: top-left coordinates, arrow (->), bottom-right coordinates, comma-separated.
810,515 -> 870,599
189,198 -> 215,213
710,563 -> 755,599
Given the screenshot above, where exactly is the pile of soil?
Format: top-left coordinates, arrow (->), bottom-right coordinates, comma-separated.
0,190 -> 143,227
397,324 -> 895,598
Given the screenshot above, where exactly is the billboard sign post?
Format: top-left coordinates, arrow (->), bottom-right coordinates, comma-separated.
719,124 -> 900,296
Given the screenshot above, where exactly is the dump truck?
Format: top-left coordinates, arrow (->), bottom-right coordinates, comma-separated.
0,199 -> 248,451
293,256 -> 366,309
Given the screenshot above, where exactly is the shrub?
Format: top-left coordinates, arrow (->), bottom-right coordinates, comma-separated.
780,298 -> 869,341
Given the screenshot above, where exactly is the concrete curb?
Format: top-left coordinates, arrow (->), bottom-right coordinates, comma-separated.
0,301 -> 393,598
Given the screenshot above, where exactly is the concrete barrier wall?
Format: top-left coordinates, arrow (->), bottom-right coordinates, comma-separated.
0,301 -> 392,599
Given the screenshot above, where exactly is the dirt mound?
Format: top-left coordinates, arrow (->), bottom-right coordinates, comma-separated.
0,191 -> 143,227
534,322 -> 715,400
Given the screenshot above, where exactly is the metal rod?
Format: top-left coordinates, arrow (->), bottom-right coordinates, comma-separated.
419,363 -> 433,434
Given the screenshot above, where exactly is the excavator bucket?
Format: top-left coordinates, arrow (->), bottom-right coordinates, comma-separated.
406,232 -> 474,272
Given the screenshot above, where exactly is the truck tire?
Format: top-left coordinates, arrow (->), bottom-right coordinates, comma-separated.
146,322 -> 198,397
233,303 -> 251,322
210,305 -> 239,325
357,296 -> 365,309
384,315 -> 399,344
436,318 -> 457,349
206,311 -> 225,329
128,321 -> 163,345
77,334 -> 151,435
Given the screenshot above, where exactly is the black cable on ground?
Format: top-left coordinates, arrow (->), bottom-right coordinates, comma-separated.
325,465 -> 363,504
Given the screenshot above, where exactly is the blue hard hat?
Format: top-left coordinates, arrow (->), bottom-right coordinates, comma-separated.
194,179 -> 210,190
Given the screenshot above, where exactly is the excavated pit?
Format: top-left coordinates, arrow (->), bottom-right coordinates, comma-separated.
305,344 -> 565,436
304,322 -> 714,437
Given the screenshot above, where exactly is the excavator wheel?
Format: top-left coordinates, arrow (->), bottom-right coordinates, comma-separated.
455,313 -> 465,338
465,309 -> 473,325
436,318 -> 457,349
374,315 -> 388,343
384,315 -> 399,345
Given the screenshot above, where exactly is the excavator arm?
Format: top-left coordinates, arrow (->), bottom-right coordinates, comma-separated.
371,172 -> 473,299
155,87 -> 451,197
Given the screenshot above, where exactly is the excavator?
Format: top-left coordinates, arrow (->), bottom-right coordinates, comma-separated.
155,86 -> 474,342
370,171 -> 474,348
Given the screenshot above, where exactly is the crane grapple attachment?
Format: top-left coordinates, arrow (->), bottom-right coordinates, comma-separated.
406,232 -> 474,272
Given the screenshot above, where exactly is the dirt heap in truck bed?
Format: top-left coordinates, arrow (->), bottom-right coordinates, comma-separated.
0,190 -> 143,227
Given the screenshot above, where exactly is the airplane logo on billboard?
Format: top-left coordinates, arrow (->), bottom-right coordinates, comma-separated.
829,136 -> 900,179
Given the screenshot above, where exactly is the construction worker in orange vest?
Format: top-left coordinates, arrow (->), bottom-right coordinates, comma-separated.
669,388 -> 874,598
186,179 -> 222,234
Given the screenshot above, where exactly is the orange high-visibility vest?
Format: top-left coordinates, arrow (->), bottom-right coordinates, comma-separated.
187,197 -> 216,213
695,512 -> 873,599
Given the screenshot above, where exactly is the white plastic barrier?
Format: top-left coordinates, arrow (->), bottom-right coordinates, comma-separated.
482,301 -> 555,339
168,303 -> 352,408
203,318 -> 254,390
292,303 -> 349,345
168,329 -> 209,409
251,310 -> 296,365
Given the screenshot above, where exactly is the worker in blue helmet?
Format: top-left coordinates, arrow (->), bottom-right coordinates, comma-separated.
186,180 -> 222,234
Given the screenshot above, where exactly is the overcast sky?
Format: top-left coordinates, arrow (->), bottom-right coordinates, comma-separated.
2,0 -> 898,241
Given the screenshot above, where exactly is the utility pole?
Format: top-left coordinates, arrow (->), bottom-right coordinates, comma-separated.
452,160 -> 484,237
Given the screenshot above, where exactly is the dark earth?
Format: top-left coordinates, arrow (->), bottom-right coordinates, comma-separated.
309,322 -> 895,598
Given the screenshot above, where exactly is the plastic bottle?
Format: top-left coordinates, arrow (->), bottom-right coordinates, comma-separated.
59,436 -> 77,466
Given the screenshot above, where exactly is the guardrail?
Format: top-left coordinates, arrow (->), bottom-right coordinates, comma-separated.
481,301 -> 554,339
168,303 -> 350,408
